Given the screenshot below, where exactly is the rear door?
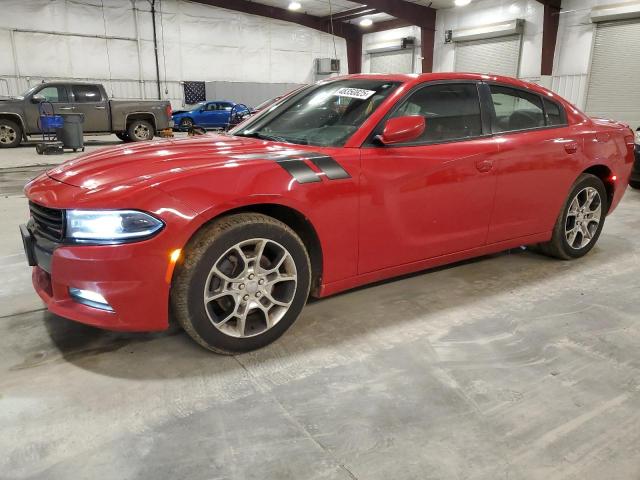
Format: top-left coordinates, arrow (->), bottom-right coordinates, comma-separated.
359,82 -> 500,273
69,84 -> 110,132
483,83 -> 583,242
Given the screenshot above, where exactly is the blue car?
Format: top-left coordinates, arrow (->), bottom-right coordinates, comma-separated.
172,101 -> 250,130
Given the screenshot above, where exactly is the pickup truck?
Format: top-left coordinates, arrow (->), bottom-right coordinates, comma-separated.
0,81 -> 173,148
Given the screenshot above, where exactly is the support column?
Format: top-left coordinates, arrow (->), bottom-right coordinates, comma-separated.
421,25 -> 435,73
541,3 -> 560,76
346,34 -> 363,74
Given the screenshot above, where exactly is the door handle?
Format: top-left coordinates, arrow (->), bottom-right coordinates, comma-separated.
58,106 -> 74,110
95,106 -> 106,110
475,159 -> 493,173
564,141 -> 579,154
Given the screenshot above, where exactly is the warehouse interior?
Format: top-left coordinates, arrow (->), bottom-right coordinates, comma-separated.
1,0 -> 640,478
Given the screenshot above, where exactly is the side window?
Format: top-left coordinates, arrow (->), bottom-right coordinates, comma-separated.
205,103 -> 218,111
391,83 -> 482,144
543,98 -> 566,126
490,85 -> 545,133
71,85 -> 102,103
219,103 -> 233,111
36,86 -> 68,103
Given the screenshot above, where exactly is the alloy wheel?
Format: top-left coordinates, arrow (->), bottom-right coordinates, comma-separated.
565,186 -> 603,250
203,238 -> 297,338
133,123 -> 151,140
0,125 -> 17,144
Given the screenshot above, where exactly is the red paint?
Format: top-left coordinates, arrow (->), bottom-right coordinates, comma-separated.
24,73 -> 635,332
380,115 -> 425,144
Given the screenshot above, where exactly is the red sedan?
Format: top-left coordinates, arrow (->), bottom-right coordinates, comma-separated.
21,73 -> 635,354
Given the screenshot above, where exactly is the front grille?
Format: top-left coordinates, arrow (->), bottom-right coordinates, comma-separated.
29,201 -> 64,241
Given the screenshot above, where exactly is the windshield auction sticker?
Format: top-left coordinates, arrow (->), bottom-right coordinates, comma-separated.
334,88 -> 376,100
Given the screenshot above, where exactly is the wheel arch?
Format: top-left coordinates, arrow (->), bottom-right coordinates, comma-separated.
125,112 -> 157,130
0,112 -> 27,138
183,203 -> 324,296
581,164 -> 614,211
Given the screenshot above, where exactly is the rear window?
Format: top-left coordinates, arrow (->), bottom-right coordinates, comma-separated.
72,85 -> 102,103
543,98 -> 566,126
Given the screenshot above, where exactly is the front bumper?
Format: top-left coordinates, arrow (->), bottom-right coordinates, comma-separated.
21,175 -> 198,332
21,224 -> 175,331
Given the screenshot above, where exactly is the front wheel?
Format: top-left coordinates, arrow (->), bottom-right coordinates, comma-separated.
180,118 -> 194,130
0,119 -> 22,148
171,213 -> 311,354
538,173 -> 608,259
127,119 -> 155,142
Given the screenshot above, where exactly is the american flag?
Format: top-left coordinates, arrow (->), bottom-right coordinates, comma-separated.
183,81 -> 205,105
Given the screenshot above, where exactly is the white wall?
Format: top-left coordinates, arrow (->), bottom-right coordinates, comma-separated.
0,0 -> 347,108
433,0 -> 544,81
551,0 -> 635,109
361,26 -> 423,74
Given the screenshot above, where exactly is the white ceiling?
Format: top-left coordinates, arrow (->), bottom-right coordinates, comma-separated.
250,0 -> 462,19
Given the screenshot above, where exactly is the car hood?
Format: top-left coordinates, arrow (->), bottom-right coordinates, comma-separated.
46,134 -> 314,191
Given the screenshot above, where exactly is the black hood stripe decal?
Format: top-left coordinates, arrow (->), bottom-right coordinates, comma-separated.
235,150 -> 350,184
275,158 -> 322,184
304,154 -> 351,180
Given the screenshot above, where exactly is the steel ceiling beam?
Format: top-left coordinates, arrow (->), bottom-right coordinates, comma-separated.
321,6 -> 379,22
191,0 -> 359,39
355,0 -> 436,28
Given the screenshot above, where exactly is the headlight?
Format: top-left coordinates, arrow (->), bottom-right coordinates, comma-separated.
66,210 -> 164,243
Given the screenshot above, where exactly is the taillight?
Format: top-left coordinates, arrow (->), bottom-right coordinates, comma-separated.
166,104 -> 172,117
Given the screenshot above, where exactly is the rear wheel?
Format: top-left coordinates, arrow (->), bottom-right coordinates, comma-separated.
538,173 -> 608,259
171,213 -> 311,354
0,119 -> 22,148
127,119 -> 154,142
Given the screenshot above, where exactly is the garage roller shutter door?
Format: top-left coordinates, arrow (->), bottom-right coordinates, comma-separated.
454,35 -> 521,77
585,19 -> 640,128
370,50 -> 414,74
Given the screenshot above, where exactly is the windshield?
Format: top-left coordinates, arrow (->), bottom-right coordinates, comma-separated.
233,80 -> 400,147
189,102 -> 206,111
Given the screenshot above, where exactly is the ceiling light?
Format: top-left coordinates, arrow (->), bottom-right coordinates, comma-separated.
454,0 -> 472,6
360,18 -> 373,27
288,1 -> 301,10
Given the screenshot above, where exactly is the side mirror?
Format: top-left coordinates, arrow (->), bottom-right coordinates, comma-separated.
377,115 -> 425,145
31,95 -> 45,104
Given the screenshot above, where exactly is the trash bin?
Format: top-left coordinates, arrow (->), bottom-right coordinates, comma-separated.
56,113 -> 85,152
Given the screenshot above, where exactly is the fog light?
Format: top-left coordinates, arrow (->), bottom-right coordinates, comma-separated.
69,287 -> 114,312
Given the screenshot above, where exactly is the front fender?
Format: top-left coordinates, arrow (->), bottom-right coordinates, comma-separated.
154,154 -> 360,285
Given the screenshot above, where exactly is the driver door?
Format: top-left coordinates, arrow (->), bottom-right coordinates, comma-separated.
358,82 -> 500,273
24,85 -> 73,133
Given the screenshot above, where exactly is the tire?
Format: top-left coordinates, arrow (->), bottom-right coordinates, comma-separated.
0,118 -> 22,148
630,180 -> 640,190
171,213 -> 311,354
538,173 -> 608,260
115,132 -> 130,142
180,118 -> 194,130
127,119 -> 154,142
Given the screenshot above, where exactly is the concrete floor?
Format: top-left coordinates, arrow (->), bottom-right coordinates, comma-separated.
1,135 -> 640,480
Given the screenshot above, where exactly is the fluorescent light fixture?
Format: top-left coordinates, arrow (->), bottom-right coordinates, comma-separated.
360,18 -> 373,27
288,1 -> 301,10
455,0 -> 472,6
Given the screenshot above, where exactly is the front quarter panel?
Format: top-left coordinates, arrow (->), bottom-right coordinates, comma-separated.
155,144 -> 361,285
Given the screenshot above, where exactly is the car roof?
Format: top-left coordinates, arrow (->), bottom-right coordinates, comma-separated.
333,72 -> 546,90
